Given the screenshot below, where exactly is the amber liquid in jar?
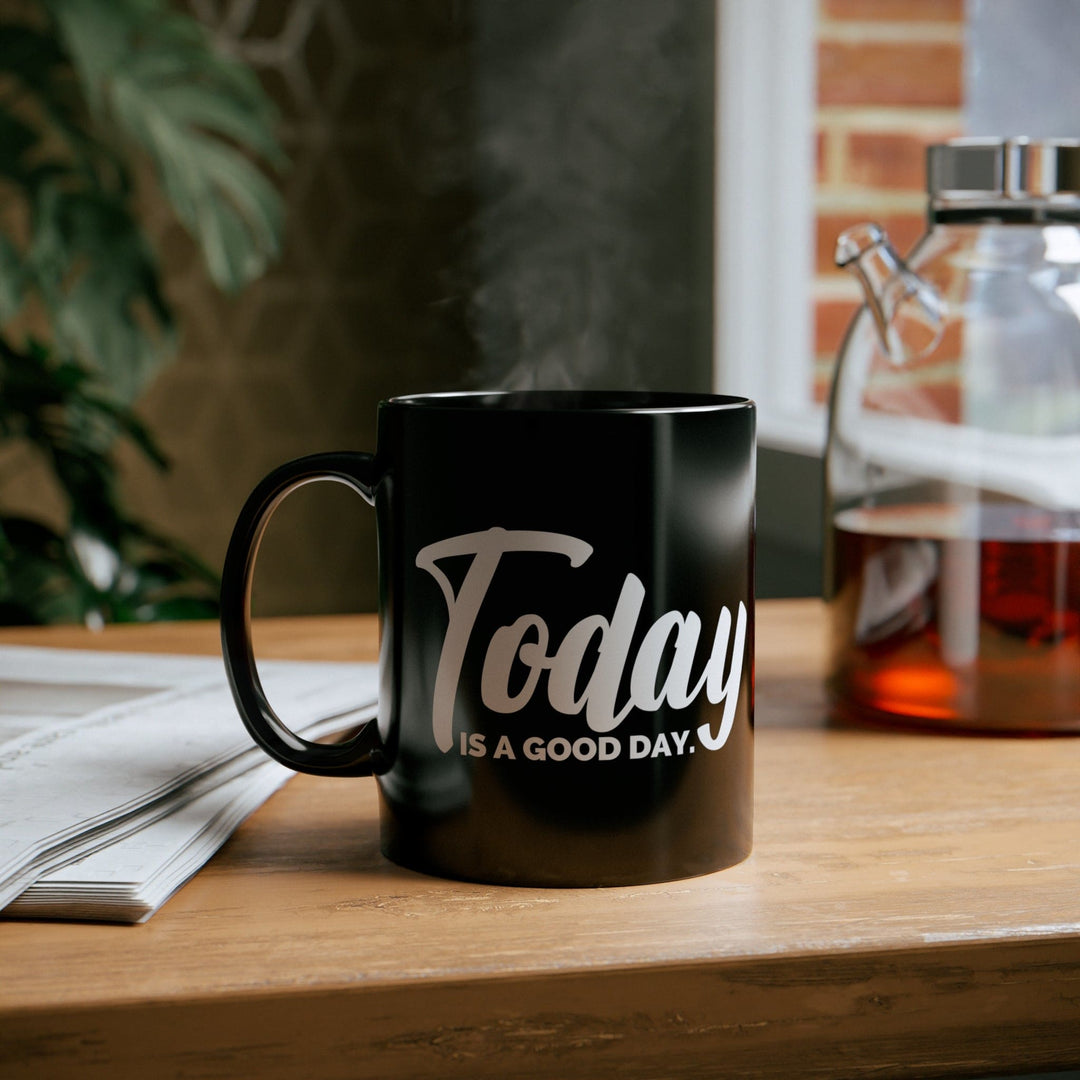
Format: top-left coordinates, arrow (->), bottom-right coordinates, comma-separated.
828,503 -> 1080,733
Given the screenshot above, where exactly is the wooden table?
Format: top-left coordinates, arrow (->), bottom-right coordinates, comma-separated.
1,600 -> 1078,1079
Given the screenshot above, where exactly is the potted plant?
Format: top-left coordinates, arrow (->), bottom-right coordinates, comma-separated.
0,0 -> 284,624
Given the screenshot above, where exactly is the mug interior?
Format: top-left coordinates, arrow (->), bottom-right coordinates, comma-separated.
386,390 -> 752,413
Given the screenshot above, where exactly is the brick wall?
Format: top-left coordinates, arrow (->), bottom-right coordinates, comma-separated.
813,0 -> 965,402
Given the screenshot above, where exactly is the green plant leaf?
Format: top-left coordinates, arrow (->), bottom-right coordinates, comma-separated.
48,0 -> 286,293
0,24 -> 89,166
126,73 -> 285,169
0,335 -> 167,531
40,0 -> 132,115
0,24 -> 68,91
25,184 -> 176,400
0,235 -> 23,320
0,515 -> 88,624
80,391 -> 169,469
0,112 -> 39,185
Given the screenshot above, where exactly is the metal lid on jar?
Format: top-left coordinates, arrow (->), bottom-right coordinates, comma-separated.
927,138 -> 1080,220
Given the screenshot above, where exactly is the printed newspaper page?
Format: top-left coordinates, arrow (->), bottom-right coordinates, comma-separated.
0,646 -> 377,921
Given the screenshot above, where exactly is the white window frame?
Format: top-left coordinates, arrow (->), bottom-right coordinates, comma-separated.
714,0 -> 824,456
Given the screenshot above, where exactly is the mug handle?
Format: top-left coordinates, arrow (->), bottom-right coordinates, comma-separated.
220,452 -> 381,777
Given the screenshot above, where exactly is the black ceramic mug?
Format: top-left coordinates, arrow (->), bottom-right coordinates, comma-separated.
221,391 -> 755,887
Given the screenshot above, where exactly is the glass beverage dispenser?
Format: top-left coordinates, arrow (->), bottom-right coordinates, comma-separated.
826,138 -> 1080,733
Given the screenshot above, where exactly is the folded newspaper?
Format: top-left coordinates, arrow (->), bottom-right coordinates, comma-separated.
0,645 -> 377,923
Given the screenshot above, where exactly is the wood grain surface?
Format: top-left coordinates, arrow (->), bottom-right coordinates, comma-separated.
1,600 -> 1078,1079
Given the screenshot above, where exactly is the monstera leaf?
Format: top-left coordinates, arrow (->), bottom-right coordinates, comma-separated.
50,0 -> 286,295
0,0 -> 285,400
28,183 -> 176,402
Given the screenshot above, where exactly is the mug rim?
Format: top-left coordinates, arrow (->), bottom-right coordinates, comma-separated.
385,390 -> 755,414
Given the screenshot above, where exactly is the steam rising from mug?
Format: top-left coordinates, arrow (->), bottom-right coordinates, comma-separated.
462,0 -> 715,390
